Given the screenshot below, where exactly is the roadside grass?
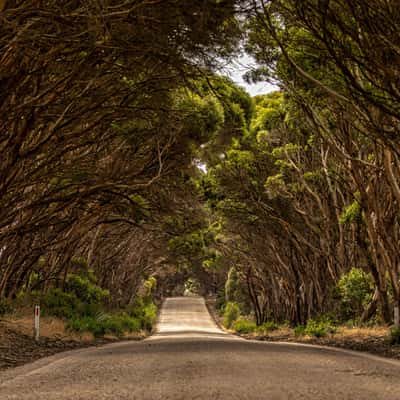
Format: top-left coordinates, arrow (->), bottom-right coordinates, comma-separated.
8,273 -> 158,339
1,311 -> 149,341
255,325 -> 390,340
1,315 -> 95,341
232,319 -> 257,334
207,298 -> 394,348
232,323 -> 393,347
220,309 -> 392,345
336,326 -> 389,339
1,280 -> 158,340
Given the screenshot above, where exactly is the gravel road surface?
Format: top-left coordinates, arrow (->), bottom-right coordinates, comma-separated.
1,296 -> 399,399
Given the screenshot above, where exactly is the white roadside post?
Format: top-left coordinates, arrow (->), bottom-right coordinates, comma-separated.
34,305 -> 40,341
394,305 -> 400,328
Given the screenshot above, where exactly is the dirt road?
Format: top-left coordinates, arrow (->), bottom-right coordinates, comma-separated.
1,296 -> 399,399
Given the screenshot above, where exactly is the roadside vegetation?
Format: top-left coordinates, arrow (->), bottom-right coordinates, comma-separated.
214,267 -> 400,352
1,265 -> 158,338
1,0 -> 400,361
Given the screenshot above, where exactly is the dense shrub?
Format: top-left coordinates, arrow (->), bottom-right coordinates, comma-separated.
126,297 -> 146,318
65,274 -> 109,305
256,321 -> 278,335
67,314 -> 141,337
294,325 -> 306,337
67,316 -> 105,336
223,301 -> 241,328
232,319 -> 257,334
30,272 -> 157,337
304,319 -> 336,338
41,274 -> 110,319
142,302 -> 158,331
118,314 -> 142,332
41,288 -> 81,319
389,326 -> 400,345
337,268 -> 374,321
63,295 -> 156,337
126,298 -> 158,331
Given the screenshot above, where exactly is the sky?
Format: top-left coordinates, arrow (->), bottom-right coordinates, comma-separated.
222,54 -> 278,96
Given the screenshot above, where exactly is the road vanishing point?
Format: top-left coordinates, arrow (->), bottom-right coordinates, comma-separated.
1,296 -> 400,399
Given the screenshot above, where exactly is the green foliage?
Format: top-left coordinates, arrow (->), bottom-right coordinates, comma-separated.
337,268 -> 374,320
304,318 -> 336,338
41,269 -> 158,336
142,302 -> 158,331
42,273 -> 110,320
196,173 -> 222,209
0,298 -> 13,316
250,91 -> 284,133
224,267 -> 250,313
225,149 -> 255,173
389,326 -> 400,345
223,301 -> 241,328
265,173 -> 285,195
168,231 -> 207,256
67,314 -> 141,337
303,171 -> 321,183
143,276 -> 157,300
340,201 -> 361,225
225,267 -> 240,302
232,319 -> 257,334
195,75 -> 253,141
67,316 -> 103,336
65,274 -> 109,305
184,278 -> 200,295
294,325 -> 306,337
104,314 -> 141,336
126,297 -> 158,331
208,75 -> 254,126
271,143 -> 300,158
256,321 -> 278,335
177,92 -> 224,144
294,317 -> 336,338
41,289 -> 82,319
202,250 -> 222,271
256,129 -> 270,146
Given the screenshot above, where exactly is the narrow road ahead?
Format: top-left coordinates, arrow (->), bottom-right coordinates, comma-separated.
1,297 -> 400,399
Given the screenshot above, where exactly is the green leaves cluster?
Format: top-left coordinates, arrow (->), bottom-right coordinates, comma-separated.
337,268 -> 374,320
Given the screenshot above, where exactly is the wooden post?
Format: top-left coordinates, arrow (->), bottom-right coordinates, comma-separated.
34,305 -> 40,341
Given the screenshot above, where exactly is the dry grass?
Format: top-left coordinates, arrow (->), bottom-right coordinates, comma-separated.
254,325 -> 390,341
335,326 -> 389,339
266,326 -> 292,338
1,310 -> 147,342
2,315 -> 94,342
